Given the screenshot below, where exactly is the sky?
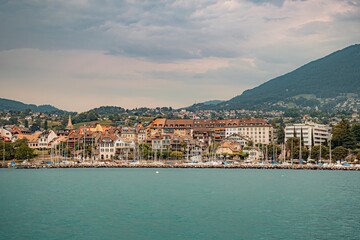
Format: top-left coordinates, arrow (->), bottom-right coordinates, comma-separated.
0,0 -> 359,112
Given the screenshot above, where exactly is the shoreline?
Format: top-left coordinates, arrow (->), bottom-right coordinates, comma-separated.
3,162 -> 360,171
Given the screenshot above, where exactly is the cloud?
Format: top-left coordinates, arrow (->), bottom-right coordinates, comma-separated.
0,0 -> 359,111
1,0 -> 358,60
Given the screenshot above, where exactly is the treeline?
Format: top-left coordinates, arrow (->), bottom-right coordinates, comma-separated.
0,139 -> 36,160
332,119 -> 360,149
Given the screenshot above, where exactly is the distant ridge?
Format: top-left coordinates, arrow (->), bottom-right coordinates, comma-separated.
187,44 -> 360,111
0,98 -> 67,113
202,100 -> 225,106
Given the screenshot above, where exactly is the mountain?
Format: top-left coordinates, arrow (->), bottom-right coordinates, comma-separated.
188,44 -> 360,112
0,98 -> 66,113
202,100 -> 225,105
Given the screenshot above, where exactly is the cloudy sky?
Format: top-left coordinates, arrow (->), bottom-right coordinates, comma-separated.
0,0 -> 359,112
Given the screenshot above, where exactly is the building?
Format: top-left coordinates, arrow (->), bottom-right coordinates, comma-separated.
147,118 -> 274,145
11,125 -> 31,135
151,134 -> 171,152
224,118 -> 274,144
99,134 -> 117,160
226,134 -> 251,147
146,118 -> 167,138
121,127 -> 136,141
284,122 -> 332,147
114,138 -> 135,160
216,140 -> 242,156
27,130 -> 57,149
244,147 -> 264,162
162,119 -> 193,137
146,118 -> 193,139
135,123 -> 146,143
0,127 -> 12,141
66,115 -> 74,130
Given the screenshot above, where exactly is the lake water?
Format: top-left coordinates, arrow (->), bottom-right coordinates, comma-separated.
0,168 -> 359,240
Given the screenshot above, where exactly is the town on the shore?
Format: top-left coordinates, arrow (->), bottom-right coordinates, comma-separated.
1,108 -> 360,169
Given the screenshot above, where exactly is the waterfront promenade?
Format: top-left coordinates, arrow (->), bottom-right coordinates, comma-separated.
2,161 -> 360,171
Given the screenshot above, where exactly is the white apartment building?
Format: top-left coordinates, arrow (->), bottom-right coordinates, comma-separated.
99,135 -> 116,160
225,119 -> 274,144
284,122 -> 331,147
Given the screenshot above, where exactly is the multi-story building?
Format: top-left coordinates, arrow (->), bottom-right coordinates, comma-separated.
121,127 -> 136,141
162,119 -> 193,137
99,134 -> 117,160
147,118 -> 274,145
151,134 -> 171,151
37,130 -> 58,149
115,138 -> 135,160
135,123 -> 146,143
284,122 -> 332,147
147,118 -> 193,139
147,118 -> 167,138
224,118 -> 273,144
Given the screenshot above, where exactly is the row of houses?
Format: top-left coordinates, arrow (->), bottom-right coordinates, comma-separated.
0,117 -> 332,161
147,118 -> 275,145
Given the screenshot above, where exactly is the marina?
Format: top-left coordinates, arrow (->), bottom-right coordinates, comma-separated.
4,160 -> 360,171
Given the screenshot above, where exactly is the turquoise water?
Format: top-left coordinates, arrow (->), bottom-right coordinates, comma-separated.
0,169 -> 359,240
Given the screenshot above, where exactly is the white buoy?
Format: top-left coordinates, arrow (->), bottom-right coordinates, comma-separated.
156,171 -> 159,174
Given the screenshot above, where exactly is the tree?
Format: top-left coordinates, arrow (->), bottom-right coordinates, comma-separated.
15,145 -> 36,160
24,108 -> 32,115
139,143 -> 152,160
310,145 -> 329,161
332,119 -> 356,149
0,141 -> 15,160
332,146 -> 349,161
161,149 -> 171,159
351,123 -> 360,144
292,146 -> 309,160
44,120 -> 48,130
170,151 -> 183,160
266,144 -> 281,160
24,119 -> 29,128
30,124 -> 41,132
286,137 -> 300,159
9,117 -> 18,125
13,139 -> 36,160
276,126 -> 285,144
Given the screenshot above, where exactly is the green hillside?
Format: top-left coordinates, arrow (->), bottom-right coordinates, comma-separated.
187,44 -> 360,111
0,98 -> 66,113
222,44 -> 360,109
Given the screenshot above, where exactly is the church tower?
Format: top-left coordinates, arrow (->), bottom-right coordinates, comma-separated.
66,115 -> 74,130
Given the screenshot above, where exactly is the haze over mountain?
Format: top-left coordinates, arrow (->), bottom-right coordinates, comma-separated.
2,45 -> 360,114
187,44 -> 360,112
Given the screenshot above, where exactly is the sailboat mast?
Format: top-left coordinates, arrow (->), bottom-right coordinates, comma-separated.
299,128 -> 302,162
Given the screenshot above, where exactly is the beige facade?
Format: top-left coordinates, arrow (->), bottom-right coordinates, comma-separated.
224,119 -> 273,144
